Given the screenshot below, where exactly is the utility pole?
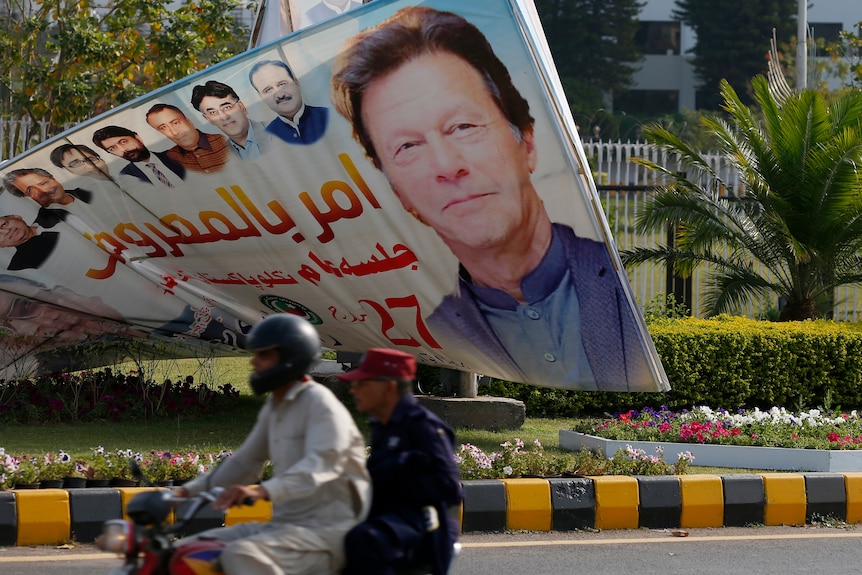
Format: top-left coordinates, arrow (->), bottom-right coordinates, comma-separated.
796,0 -> 807,89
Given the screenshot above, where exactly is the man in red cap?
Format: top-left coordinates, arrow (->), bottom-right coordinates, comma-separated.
339,348 -> 462,575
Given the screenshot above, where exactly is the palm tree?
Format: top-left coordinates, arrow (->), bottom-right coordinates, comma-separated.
622,76 -> 862,321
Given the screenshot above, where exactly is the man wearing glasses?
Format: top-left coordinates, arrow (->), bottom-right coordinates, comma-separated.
191,80 -> 274,161
49,144 -> 112,181
338,349 -> 461,575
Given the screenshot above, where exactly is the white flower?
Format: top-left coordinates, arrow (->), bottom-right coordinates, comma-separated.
503,465 -> 513,476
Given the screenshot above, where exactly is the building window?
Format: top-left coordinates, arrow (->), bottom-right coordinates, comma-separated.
809,22 -> 842,44
615,90 -> 679,116
636,21 -> 681,55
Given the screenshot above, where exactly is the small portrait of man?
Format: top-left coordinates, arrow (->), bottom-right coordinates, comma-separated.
92,125 -> 187,188
0,214 -> 59,271
305,0 -> 362,26
49,144 -> 111,181
330,6 -> 655,391
248,59 -> 328,145
0,277 -> 135,377
2,167 -> 93,229
145,103 -> 231,175
190,80 -> 274,161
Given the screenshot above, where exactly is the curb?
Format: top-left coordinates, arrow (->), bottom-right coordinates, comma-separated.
1,473 -> 858,545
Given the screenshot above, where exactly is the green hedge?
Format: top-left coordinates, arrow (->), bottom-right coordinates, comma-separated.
481,316 -> 862,416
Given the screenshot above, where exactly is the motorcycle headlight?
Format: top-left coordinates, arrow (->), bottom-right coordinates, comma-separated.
96,519 -> 134,554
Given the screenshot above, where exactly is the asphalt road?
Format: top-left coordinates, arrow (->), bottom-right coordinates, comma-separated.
2,526 -> 862,574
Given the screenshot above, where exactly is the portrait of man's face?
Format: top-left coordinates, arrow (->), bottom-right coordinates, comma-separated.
0,291 -> 105,345
252,64 -> 304,120
60,148 -> 108,179
361,51 -> 538,253
0,216 -> 36,247
199,95 -> 250,140
10,172 -> 69,208
147,108 -> 200,151
100,135 -> 150,162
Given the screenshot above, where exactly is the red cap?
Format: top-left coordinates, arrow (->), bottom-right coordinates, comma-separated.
337,348 -> 416,381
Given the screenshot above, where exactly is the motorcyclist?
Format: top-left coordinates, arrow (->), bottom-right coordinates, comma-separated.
338,349 -> 462,575
173,314 -> 371,575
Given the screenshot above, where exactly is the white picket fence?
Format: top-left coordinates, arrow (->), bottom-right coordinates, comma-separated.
1,118 -> 859,320
583,140 -> 862,321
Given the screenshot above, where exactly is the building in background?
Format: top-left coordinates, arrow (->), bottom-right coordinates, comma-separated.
618,0 -> 862,115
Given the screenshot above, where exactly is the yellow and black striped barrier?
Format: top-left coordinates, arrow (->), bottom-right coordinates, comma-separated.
1,473 -> 860,545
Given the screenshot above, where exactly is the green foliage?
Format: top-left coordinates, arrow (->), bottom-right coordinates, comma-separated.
0,0 -> 248,130
674,0 -> 797,110
536,0 -> 644,116
484,317 -> 862,417
623,76 -> 862,321
824,21 -> 862,90
641,292 -> 690,322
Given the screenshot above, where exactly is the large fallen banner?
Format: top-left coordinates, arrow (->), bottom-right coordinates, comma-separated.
0,0 -> 669,391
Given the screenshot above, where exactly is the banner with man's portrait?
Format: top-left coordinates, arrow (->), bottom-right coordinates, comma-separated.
0,0 -> 669,391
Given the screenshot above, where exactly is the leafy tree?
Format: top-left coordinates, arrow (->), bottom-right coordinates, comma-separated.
536,0 -> 644,119
0,0 -> 248,132
674,0 -> 797,110
825,21 -> 862,89
622,76 -> 862,321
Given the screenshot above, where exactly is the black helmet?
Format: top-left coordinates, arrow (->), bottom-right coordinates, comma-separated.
246,314 -> 321,395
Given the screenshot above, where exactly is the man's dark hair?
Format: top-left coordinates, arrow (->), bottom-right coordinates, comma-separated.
191,80 -> 240,111
2,167 -> 54,197
92,125 -> 138,150
146,102 -> 186,122
49,143 -> 102,169
330,6 -> 534,170
248,59 -> 296,91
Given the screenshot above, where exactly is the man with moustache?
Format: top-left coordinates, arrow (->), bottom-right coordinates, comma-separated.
331,6 -> 656,391
145,103 -> 231,174
249,59 -> 328,145
49,144 -> 112,181
2,167 -> 92,229
0,214 -> 59,271
191,80 -> 273,160
92,125 -> 186,188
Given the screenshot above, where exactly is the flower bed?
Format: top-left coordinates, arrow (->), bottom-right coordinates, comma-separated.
1,436 -> 696,488
455,438 -> 693,479
562,406 -> 862,472
0,447 -> 234,490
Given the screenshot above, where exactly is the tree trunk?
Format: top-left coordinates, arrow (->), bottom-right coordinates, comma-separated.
778,297 -> 818,321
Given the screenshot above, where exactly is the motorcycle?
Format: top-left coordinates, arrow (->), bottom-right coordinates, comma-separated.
95,461 -> 459,575
95,461 -> 230,575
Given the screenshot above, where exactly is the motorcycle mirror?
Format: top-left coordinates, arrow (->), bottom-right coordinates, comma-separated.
129,458 -> 154,487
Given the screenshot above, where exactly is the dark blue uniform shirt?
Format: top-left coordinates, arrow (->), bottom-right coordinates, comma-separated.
359,393 -> 462,574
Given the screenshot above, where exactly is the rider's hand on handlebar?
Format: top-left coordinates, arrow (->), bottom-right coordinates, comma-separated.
213,484 -> 268,510
170,486 -> 191,507
172,486 -> 190,498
